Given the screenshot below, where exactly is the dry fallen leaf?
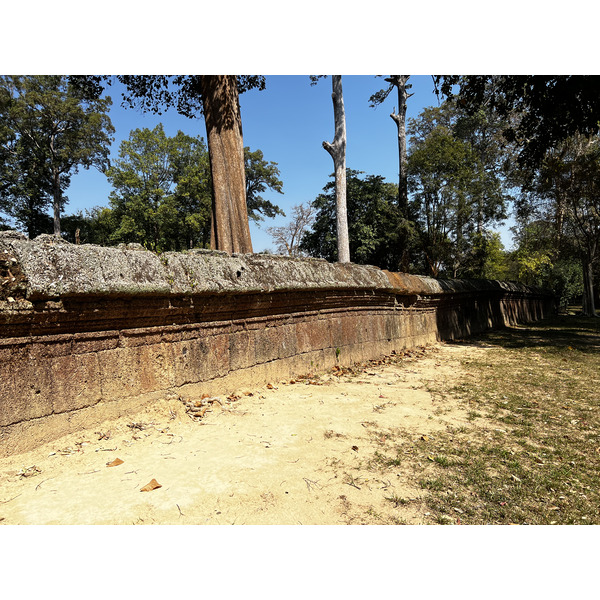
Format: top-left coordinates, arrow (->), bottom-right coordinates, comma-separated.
140,479 -> 162,492
106,458 -> 124,467
351,445 -> 359,452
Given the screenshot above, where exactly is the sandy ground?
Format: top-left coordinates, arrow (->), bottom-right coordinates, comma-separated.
0,342 -> 483,525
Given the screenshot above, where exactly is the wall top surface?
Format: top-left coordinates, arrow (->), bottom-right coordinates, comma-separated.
0,231 -> 547,303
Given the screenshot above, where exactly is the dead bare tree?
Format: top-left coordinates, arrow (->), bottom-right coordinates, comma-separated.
312,75 -> 350,263
266,203 -> 315,256
370,75 -> 414,271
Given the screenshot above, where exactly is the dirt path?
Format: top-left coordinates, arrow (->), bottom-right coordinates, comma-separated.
0,342 -> 485,525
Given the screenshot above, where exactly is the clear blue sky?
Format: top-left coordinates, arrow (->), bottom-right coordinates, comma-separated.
6,4 -> 591,256
65,75 -> 516,252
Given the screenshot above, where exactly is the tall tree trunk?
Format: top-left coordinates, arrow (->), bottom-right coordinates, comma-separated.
323,75 -> 350,263
387,75 -> 412,272
53,168 -> 61,236
200,75 -> 253,254
387,76 -> 410,217
582,257 -> 597,316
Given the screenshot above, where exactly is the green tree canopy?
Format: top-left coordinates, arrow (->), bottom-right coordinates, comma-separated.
407,100 -> 509,278
301,169 -> 402,269
106,124 -> 212,251
244,147 -> 284,222
435,75 -> 600,170
103,125 -> 284,252
0,76 -> 114,236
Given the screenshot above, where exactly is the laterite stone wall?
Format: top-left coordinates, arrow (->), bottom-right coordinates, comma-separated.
0,231 -> 555,457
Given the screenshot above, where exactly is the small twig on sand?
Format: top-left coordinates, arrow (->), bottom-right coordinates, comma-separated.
0,493 -> 22,504
345,475 -> 361,490
35,477 -> 55,491
176,504 -> 185,517
303,478 -> 321,492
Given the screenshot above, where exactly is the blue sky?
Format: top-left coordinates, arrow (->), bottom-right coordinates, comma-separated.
64,75 -> 516,252
6,4 -> 591,256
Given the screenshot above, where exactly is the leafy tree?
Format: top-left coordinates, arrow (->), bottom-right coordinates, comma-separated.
105,124 -> 211,251
60,207 -> 118,246
102,125 -> 283,252
407,101 -> 509,278
535,135 -> 600,315
266,203 -> 315,256
508,212 -> 586,310
72,75 -> 266,254
0,152 -> 56,238
301,169 -> 402,269
435,75 -> 600,170
0,76 -> 114,236
244,147 -> 284,223
465,231 -> 509,280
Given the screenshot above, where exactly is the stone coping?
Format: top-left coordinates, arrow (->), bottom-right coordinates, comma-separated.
0,231 -> 549,303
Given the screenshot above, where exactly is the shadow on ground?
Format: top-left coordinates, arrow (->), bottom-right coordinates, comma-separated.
445,311 -> 600,355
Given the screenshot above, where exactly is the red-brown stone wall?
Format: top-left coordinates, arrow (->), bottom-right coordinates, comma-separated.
0,235 -> 555,456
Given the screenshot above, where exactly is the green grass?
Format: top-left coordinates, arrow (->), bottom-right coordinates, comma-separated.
373,312 -> 600,525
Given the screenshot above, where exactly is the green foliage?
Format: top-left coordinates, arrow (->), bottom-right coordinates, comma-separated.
435,75 -> 600,170
244,147 -> 284,222
301,169 -> 405,269
508,134 -> 600,311
115,76 -> 266,119
0,75 -> 114,236
550,260 -> 584,309
407,100 -> 509,278
99,125 -> 283,252
368,75 -> 412,108
105,124 -> 211,251
466,232 -> 509,280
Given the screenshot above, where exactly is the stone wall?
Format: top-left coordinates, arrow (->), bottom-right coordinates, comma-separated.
0,232 -> 555,457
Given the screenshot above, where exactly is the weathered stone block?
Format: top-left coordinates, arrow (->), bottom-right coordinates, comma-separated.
229,329 -> 255,371
205,334 -> 230,379
296,318 -> 332,354
51,352 -> 102,413
72,330 -> 119,354
2,353 -> 53,426
29,334 -> 73,359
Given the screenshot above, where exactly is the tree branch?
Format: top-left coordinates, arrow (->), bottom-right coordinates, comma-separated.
322,140 -> 336,159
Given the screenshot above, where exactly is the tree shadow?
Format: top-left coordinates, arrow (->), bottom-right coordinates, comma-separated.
445,313 -> 600,355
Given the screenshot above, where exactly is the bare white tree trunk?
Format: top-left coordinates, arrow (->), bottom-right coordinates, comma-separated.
322,75 -> 350,263
387,75 -> 411,217
52,169 -> 61,236
387,75 -> 412,272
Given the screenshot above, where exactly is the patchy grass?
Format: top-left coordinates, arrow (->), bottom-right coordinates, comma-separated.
422,313 -> 600,524
365,312 -> 600,525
